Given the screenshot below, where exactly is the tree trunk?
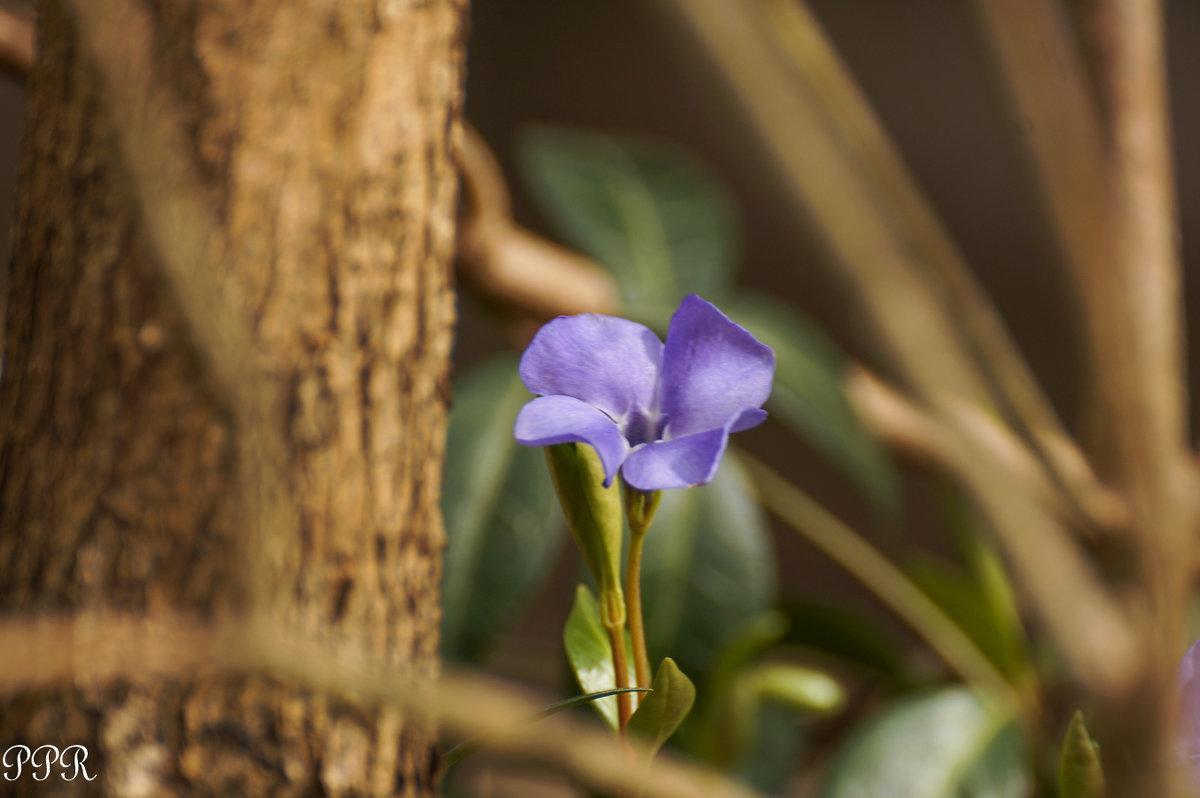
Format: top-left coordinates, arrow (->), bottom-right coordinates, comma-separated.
0,0 -> 466,795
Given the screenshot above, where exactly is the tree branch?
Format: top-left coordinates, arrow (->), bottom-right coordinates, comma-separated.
0,612 -> 763,798
0,6 -> 33,79
457,127 -> 620,318
846,367 -> 1128,534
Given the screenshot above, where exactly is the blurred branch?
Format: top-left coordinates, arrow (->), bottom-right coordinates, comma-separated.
0,6 -> 32,80
973,0 -> 1196,546
660,0 -> 1119,544
756,0 -> 1085,484
972,0 -> 1115,320
0,612 -> 763,798
847,367 -> 1139,693
1085,0 -> 1197,602
976,0 -> 1198,724
656,0 -> 1138,696
741,453 -> 1025,714
657,0 -> 985,405
457,126 -> 620,318
846,367 -> 1127,534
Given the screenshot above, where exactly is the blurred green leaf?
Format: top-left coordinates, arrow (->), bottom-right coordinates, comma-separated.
708,612 -> 790,693
564,584 -> 637,729
908,557 -> 1006,670
781,598 -> 909,682
519,127 -> 737,310
687,612 -> 789,767
1058,711 -> 1104,798
751,663 -> 844,715
937,483 -> 1032,685
689,612 -> 842,787
441,355 -> 565,662
629,658 -> 697,756
736,700 -> 805,795
641,450 -> 776,679
907,554 -> 1029,685
819,687 -> 1029,798
726,294 -> 901,519
442,686 -> 651,769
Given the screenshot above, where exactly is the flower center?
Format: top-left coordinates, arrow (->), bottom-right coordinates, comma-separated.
622,406 -> 668,446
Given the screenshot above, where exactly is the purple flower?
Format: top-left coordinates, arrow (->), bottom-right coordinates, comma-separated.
1179,641 -> 1200,783
513,294 -> 775,491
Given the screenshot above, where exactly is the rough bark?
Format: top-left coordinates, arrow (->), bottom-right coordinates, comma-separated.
0,0 -> 466,795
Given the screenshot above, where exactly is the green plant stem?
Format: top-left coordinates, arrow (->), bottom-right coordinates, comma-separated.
607,624 -> 633,736
626,527 -> 652,693
622,485 -> 661,697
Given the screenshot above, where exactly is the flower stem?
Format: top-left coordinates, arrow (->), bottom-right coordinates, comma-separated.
626,527 -> 652,692
606,624 -> 633,736
622,485 -> 661,696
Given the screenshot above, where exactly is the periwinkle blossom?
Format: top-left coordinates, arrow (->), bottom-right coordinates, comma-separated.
1178,641 -> 1200,786
513,294 -> 775,491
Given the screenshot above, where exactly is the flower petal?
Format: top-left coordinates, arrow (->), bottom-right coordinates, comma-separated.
519,313 -> 663,423
622,407 -> 764,490
514,395 -> 630,486
620,428 -> 728,490
729,407 -> 768,433
659,295 -> 774,439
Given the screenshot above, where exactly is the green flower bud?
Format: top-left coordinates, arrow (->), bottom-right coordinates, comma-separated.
545,443 -> 626,629
622,482 -> 662,538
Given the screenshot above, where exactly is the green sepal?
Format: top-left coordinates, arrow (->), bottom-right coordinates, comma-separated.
545,443 -> 626,627
1058,710 -> 1104,798
629,657 -> 696,757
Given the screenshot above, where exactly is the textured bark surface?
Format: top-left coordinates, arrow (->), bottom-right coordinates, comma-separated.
0,0 -> 466,795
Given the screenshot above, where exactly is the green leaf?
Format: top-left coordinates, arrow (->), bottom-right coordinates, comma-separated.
781,599 -> 909,683
688,612 -> 789,767
441,355 -> 565,662
819,687 -> 1029,798
641,450 -> 776,679
751,663 -> 843,715
1058,711 -> 1104,798
564,584 -> 637,729
735,700 -> 805,794
519,127 -> 738,310
907,554 -> 1029,684
725,294 -> 901,519
936,483 -> 1032,684
629,658 -> 697,756
694,621 -> 841,769
442,687 -> 651,769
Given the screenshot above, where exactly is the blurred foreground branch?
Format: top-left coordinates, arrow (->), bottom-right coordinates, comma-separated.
0,612 -> 762,798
